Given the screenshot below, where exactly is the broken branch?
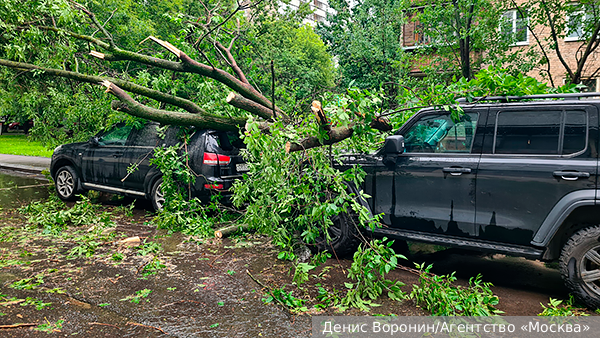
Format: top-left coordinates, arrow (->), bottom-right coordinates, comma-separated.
227,92 -> 278,120
311,101 -> 330,131
214,224 -> 250,238
285,126 -> 355,153
146,36 -> 182,58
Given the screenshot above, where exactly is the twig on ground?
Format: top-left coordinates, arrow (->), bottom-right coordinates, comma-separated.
246,269 -> 288,309
126,322 -> 168,335
208,249 -> 230,268
0,323 -> 37,329
0,299 -> 26,306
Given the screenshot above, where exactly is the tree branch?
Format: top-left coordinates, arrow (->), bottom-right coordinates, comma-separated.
540,0 -> 575,81
285,126 -> 355,153
574,18 -> 600,82
511,0 -> 555,87
38,25 -> 283,117
103,82 -> 245,131
226,92 -> 275,120
68,0 -> 116,48
0,59 -> 210,116
216,39 -> 249,84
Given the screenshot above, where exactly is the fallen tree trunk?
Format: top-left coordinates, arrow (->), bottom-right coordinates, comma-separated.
214,224 -> 250,238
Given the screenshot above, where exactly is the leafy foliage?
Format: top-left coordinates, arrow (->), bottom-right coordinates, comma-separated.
120,288 -> 152,304
262,287 -> 308,314
35,319 -> 64,333
142,257 -> 166,276
20,195 -> 114,235
0,0 -> 336,146
9,274 -> 45,290
292,262 -> 316,285
232,117 -> 376,261
410,263 -> 503,316
319,0 -> 405,91
539,296 -> 589,316
341,238 -> 406,311
150,143 -> 233,237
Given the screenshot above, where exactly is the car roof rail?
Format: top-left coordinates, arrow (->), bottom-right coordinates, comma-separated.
456,92 -> 600,103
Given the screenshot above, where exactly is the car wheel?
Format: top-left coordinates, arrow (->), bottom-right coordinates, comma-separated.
308,210 -> 361,258
559,226 -> 600,309
54,166 -> 79,201
150,179 -> 165,212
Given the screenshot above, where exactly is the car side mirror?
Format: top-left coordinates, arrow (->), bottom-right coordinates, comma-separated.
384,135 -> 405,154
89,136 -> 99,147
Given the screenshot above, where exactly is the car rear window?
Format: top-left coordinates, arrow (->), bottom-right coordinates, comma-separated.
213,131 -> 244,151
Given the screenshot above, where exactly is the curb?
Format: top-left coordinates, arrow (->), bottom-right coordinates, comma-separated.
0,163 -> 47,175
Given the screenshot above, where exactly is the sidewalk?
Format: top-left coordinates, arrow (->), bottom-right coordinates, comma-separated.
0,154 -> 50,174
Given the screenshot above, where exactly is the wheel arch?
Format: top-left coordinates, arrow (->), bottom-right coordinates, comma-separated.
537,196 -> 600,260
51,158 -> 83,185
143,169 -> 162,198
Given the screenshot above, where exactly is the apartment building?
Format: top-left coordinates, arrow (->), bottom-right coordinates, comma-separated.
282,0 -> 336,25
401,1 -> 600,91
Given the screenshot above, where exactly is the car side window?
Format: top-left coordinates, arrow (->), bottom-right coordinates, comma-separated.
563,110 -> 587,155
98,125 -> 133,146
128,124 -> 160,147
494,110 -> 587,155
404,112 -> 478,153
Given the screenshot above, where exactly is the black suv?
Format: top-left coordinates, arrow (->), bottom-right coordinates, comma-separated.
50,122 -> 247,210
333,92 -> 600,308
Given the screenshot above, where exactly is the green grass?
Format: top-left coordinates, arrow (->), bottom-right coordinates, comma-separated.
0,134 -> 52,157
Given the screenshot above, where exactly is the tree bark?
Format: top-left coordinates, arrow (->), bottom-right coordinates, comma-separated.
285,126 -> 355,153
214,224 -> 250,238
226,92 -> 277,120
104,82 -> 245,131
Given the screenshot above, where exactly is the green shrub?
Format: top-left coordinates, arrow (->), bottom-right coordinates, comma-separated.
410,263 -> 503,316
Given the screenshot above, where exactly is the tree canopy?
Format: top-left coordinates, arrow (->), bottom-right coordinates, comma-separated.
0,0 -> 345,148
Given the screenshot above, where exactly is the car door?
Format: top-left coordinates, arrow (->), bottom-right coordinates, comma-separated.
475,104 -> 599,245
120,123 -> 164,192
82,124 -> 133,188
381,107 -> 487,236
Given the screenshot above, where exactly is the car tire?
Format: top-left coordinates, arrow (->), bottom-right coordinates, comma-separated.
150,178 -> 165,212
308,210 -> 361,258
54,166 -> 80,201
559,225 -> 600,309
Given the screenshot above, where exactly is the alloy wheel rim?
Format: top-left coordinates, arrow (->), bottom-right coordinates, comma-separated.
579,244 -> 600,297
56,170 -> 74,198
154,183 -> 165,211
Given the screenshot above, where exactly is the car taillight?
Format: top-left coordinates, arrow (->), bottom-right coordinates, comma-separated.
203,152 -> 231,165
204,183 -> 224,189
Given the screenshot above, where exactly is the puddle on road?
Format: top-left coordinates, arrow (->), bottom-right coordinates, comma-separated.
0,170 -> 49,207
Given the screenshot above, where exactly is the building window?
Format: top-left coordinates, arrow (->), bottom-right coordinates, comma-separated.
580,78 -> 598,92
402,9 -> 431,49
313,0 -> 325,10
501,10 -> 528,45
565,5 -> 587,41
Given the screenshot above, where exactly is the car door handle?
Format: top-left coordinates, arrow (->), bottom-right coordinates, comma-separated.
553,171 -> 590,180
443,167 -> 472,175
112,152 -> 124,158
